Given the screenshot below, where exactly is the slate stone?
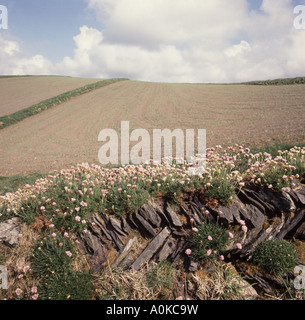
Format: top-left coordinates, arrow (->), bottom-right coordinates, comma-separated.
153,236 -> 176,263
189,204 -> 204,225
92,213 -> 112,241
118,252 -> 135,269
188,257 -> 200,272
134,211 -> 157,237
138,202 -> 162,228
239,204 -> 266,229
112,237 -> 137,268
105,220 -> 125,250
0,217 -> 20,247
294,221 -> 305,239
81,230 -> 102,253
121,217 -> 132,234
170,239 -> 187,264
260,190 -> 294,213
239,214 -> 285,258
293,187 -> 305,205
216,204 -> 241,227
131,227 -> 171,271
154,203 -> 171,225
89,246 -> 108,272
238,188 -> 275,215
164,202 -> 183,228
276,208 -> 305,240
109,216 -> 128,237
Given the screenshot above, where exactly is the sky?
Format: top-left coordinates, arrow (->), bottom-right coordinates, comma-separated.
0,0 -> 304,83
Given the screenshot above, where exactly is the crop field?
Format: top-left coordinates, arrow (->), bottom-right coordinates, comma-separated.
0,76 -> 101,117
0,78 -> 305,176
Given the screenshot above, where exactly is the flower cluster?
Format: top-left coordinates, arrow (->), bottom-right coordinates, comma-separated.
0,145 -> 304,225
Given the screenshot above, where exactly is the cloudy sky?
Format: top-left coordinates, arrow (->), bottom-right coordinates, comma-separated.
0,0 -> 304,83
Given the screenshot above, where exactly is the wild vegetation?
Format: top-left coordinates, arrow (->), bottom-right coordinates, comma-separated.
1,143 -> 304,300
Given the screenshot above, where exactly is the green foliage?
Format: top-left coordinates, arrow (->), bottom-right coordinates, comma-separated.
38,271 -> 94,300
0,172 -> 49,196
31,234 -> 75,278
252,239 -> 299,275
190,222 -> 230,262
258,165 -> 294,192
103,182 -> 150,217
0,78 -> 128,129
17,199 -> 40,225
204,177 -> 235,206
244,76 -> 305,85
146,260 -> 176,290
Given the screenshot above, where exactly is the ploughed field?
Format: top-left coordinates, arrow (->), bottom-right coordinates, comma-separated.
0,78 -> 305,175
0,76 -> 101,116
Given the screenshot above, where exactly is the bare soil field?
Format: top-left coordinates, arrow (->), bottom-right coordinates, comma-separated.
0,80 -> 304,176
0,76 -> 101,116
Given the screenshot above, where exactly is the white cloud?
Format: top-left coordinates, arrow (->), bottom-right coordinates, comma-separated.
1,0 -> 305,82
0,35 -> 53,75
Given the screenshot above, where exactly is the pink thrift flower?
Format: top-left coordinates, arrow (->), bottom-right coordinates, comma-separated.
239,220 -> 246,226
228,232 -> 234,239
80,201 -> 87,207
192,227 -> 198,233
40,206 -> 45,211
23,266 -> 30,274
220,255 -> 225,261
59,242 -> 63,247
71,198 -> 76,202
236,243 -> 243,250
81,220 -> 86,224
64,232 -> 69,238
51,233 -> 56,238
242,225 -> 248,233
49,224 -> 54,229
75,207 -> 80,212
32,294 -> 39,300
65,251 -> 72,258
75,216 -> 81,222
15,288 -> 23,296
176,296 -> 184,300
208,235 -> 213,241
206,249 -> 212,256
31,286 -> 38,294
185,249 -> 192,255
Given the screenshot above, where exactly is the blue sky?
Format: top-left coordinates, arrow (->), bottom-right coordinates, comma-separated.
0,0 -> 305,82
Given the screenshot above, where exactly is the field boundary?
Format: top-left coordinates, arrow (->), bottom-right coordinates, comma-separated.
0,78 -> 129,129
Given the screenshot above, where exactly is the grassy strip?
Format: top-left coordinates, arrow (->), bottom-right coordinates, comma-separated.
0,172 -> 50,195
243,76 -> 305,85
0,78 -> 129,129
